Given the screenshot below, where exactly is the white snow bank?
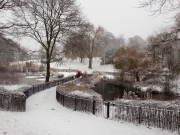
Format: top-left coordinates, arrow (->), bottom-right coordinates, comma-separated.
0,84 -> 30,91
25,76 -> 39,78
70,90 -> 92,98
100,74 -> 115,79
36,78 -> 46,81
51,57 -> 114,74
57,72 -> 76,77
136,83 -> 163,92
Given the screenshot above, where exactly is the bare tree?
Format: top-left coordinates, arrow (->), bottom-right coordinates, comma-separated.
0,0 -> 25,30
64,31 -> 86,62
83,25 -> 108,69
64,23 -> 108,69
100,31 -> 115,52
128,35 -> 145,47
12,0 -> 83,82
0,0 -> 19,10
114,35 -> 125,49
147,27 -> 179,67
139,0 -> 179,15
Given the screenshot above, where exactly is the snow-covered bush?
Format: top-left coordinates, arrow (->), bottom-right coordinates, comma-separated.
115,98 -> 180,110
141,73 -> 164,84
122,90 -> 140,100
57,83 -> 102,100
57,73 -> 64,78
80,71 -> 101,88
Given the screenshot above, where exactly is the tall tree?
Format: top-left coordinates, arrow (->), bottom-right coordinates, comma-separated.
114,35 -> 125,49
12,0 -> 83,82
128,35 -> 145,47
82,25 -> 108,69
64,32 -> 86,62
65,23 -> 107,69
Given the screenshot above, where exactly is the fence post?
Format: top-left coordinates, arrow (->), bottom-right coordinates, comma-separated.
74,97 -> 76,111
105,101 -> 110,119
107,102 -> 110,119
178,113 -> 180,134
139,106 -> 142,124
56,91 -> 58,101
63,94 -> 64,107
93,100 -> 96,115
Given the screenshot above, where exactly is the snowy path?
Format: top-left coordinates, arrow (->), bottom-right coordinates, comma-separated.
0,87 -> 178,135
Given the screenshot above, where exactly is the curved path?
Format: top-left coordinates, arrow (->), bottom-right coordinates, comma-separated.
0,87 -> 177,135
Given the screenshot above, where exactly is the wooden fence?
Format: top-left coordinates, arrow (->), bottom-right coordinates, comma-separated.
0,75 -> 75,112
24,75 -> 75,98
109,103 -> 180,133
56,91 -> 180,134
63,77 -> 82,85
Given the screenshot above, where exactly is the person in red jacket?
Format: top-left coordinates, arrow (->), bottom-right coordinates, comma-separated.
75,71 -> 83,78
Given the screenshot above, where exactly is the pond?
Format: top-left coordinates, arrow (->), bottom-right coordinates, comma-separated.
93,80 -> 135,101
92,80 -> 179,101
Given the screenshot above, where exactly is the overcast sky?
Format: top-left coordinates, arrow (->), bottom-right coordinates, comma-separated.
19,0 -> 175,51
76,0 -> 175,38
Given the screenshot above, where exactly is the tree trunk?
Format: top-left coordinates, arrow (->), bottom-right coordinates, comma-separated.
135,72 -> 140,82
45,60 -> 50,82
80,57 -> 83,63
120,71 -> 125,82
88,57 -> 92,69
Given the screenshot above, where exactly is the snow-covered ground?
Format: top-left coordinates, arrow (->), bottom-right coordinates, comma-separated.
0,84 -> 29,91
51,58 -> 115,74
0,87 -> 178,135
56,71 -> 76,77
0,58 -> 179,134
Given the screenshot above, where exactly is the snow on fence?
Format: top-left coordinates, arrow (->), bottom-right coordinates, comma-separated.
63,77 -> 82,85
0,89 -> 26,111
56,91 -> 104,116
109,103 -> 180,133
56,91 -> 180,134
0,75 -> 75,111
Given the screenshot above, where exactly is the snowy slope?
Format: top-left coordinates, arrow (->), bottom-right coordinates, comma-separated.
0,87 -> 178,135
0,84 -> 29,91
51,57 -> 115,74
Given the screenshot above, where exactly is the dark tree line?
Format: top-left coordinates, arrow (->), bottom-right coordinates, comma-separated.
0,33 -> 27,65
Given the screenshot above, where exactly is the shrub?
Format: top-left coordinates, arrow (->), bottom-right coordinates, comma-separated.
0,66 -> 20,84
39,64 -> 46,72
9,62 -> 46,72
57,73 -> 64,78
